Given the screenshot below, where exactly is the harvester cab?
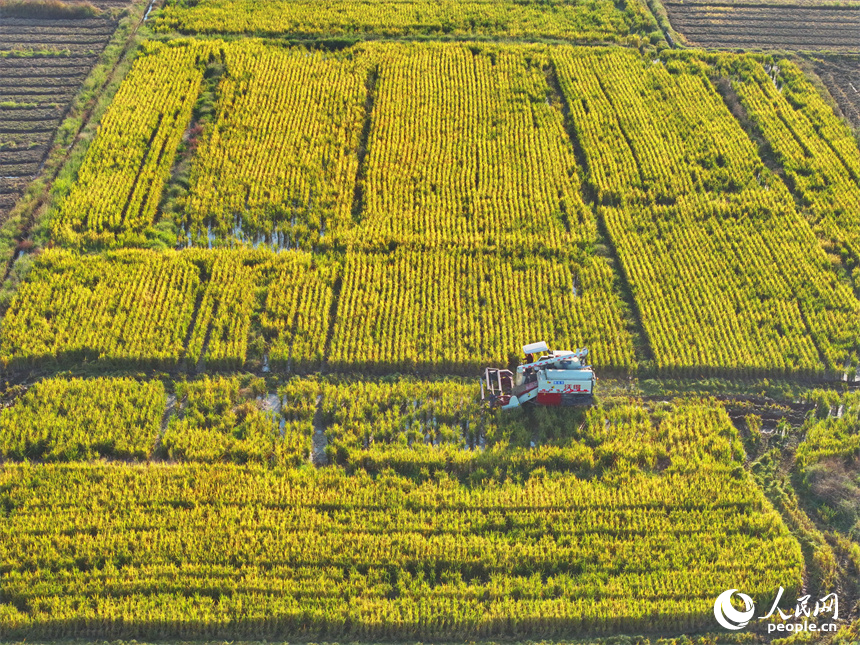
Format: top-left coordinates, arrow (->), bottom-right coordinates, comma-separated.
481,341 -> 595,409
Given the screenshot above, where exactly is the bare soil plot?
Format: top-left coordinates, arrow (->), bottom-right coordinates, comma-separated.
89,0 -> 135,8
0,12 -> 117,223
807,55 -> 860,129
0,17 -> 116,52
665,3 -> 860,50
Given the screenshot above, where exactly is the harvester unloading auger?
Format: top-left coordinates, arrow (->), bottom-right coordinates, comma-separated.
481,341 -> 595,409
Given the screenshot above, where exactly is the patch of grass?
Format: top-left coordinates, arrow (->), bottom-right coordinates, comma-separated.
640,377 -> 823,402
0,101 -> 38,108
752,449 -> 839,596
0,248 -> 36,314
0,48 -> 72,58
803,457 -> 860,535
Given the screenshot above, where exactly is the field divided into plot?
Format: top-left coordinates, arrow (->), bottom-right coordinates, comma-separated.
151,0 -> 661,44
0,247 -> 632,373
181,41 -> 371,248
554,48 -> 860,375
0,248 -> 337,372
24,41 -> 860,378
329,250 -> 635,372
352,44 -> 593,254
0,375 -> 310,465
0,387 -> 803,638
4,8 -> 857,638
714,55 -> 860,289
39,41 -> 639,375
0,376 -> 166,461
0,15 -> 117,53
53,40 -> 214,247
55,41 -> 601,255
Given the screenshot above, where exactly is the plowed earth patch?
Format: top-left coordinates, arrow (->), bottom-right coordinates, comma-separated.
0,14 -> 118,222
665,3 -> 860,50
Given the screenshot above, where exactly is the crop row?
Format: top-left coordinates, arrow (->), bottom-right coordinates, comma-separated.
163,376 -> 309,466
715,56 -> 860,289
0,441 -> 801,638
0,377 -> 164,462
0,374 -> 744,474
350,43 -> 594,253
328,250 -> 635,373
53,40 -> 214,247
0,375 -> 310,466
553,48 -> 860,375
55,41 -> 603,255
181,41 -> 371,247
0,247 -> 633,373
1,249 -> 199,367
0,248 -> 335,372
315,383 -> 745,476
151,0 -> 660,44
0,373 -> 747,486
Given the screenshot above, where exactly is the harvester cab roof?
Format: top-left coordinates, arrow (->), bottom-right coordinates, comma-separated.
481,340 -> 596,409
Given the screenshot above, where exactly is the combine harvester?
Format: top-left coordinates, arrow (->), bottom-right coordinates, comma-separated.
481,341 -> 595,409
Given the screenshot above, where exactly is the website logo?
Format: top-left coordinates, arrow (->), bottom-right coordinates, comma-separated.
714,589 -> 755,630
713,588 -> 840,634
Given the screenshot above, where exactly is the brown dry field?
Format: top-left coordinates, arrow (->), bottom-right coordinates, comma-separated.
0,10 -> 121,223
806,55 -> 860,130
665,3 -> 860,50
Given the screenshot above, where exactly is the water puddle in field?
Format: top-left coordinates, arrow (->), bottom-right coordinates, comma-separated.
760,423 -> 778,436
840,369 -> 859,383
156,394 -> 178,453
9,247 -> 25,264
312,393 -> 328,466
181,223 -> 295,252
183,226 -> 216,249
312,422 -> 328,465
143,0 -> 157,20
257,393 -> 281,414
253,392 -> 287,434
231,223 -> 293,251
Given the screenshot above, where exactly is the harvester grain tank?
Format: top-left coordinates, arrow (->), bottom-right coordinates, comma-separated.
481,341 -> 595,409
